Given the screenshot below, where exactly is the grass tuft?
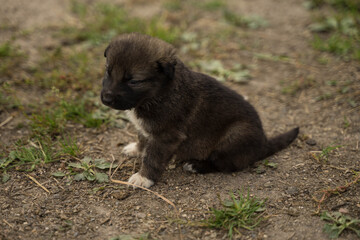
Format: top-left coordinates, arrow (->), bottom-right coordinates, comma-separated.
0,141 -> 55,172
205,190 -> 266,239
63,2 -> 180,44
307,0 -> 360,60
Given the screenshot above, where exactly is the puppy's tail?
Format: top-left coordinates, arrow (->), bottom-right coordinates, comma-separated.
263,127 -> 299,159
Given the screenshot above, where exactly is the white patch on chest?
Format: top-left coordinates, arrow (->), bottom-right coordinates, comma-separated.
125,110 -> 149,137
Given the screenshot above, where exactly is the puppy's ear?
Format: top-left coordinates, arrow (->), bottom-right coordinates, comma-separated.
156,57 -> 177,80
104,45 -> 110,58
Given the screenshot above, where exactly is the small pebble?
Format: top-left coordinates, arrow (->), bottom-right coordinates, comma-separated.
306,139 -> 316,146
286,186 -> 299,195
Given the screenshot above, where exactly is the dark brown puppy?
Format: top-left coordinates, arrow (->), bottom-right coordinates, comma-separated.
101,33 -> 299,188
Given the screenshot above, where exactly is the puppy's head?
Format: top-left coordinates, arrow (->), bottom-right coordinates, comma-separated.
101,33 -> 177,110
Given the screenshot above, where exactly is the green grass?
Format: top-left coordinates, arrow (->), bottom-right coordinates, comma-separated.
205,190 -> 266,239
62,1 -> 180,45
0,90 -> 21,111
33,48 -> 100,92
191,60 -> 251,84
0,140 -> 55,172
201,0 -> 226,11
59,136 -> 81,158
0,41 -> 26,76
305,0 -> 360,11
319,145 -> 342,161
29,97 -> 106,137
224,9 -> 268,29
312,145 -> 342,162
307,0 -> 360,61
321,211 -> 360,238
281,78 -> 316,96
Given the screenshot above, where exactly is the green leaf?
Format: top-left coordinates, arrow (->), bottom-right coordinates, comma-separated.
52,171 -> 66,177
2,173 -> 10,183
81,156 -> 92,165
68,162 -> 83,169
74,173 -> 85,181
93,158 -> 110,169
84,171 -> 96,181
95,172 -> 109,183
323,223 -> 342,239
265,162 -> 278,168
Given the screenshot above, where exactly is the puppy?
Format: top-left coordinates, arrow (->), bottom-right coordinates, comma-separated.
101,33 -> 299,188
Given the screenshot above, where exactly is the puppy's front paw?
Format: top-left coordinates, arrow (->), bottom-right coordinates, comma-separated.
128,172 -> 154,189
183,163 -> 197,173
122,142 -> 139,157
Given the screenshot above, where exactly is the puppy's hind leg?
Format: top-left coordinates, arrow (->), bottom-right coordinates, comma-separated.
183,148 -> 255,174
183,159 -> 218,174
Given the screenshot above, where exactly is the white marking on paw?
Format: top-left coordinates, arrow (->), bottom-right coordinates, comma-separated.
122,142 -> 139,157
128,172 -> 154,189
183,163 -> 197,173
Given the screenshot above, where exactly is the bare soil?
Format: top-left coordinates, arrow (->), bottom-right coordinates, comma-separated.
1,0 -> 359,239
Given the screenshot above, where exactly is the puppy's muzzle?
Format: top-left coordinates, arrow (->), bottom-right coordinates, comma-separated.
101,91 -> 115,106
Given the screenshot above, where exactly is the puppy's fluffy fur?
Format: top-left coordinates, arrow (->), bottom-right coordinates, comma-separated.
101,33 -> 299,188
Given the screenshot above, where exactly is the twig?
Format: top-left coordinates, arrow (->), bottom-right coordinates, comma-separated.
0,116 -> 13,128
109,154 -> 116,177
313,173 -> 360,214
26,174 -> 51,194
3,219 -> 13,228
110,158 -> 183,240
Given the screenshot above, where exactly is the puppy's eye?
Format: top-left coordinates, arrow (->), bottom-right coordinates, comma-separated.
128,79 -> 140,86
127,79 -> 148,86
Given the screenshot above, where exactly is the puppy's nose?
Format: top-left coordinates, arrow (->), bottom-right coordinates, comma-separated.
101,91 -> 114,105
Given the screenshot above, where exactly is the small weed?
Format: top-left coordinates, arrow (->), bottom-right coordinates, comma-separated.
1,172 -> 10,183
0,41 -> 26,76
30,107 -> 66,137
205,190 -> 266,239
34,49 -> 98,92
313,172 -> 360,214
254,53 -> 290,63
321,211 -> 360,238
343,116 -> 351,129
320,145 -> 342,161
30,97 -> 106,137
0,141 -> 55,172
192,60 -> 251,84
224,10 -> 268,29
66,157 -> 117,183
307,0 -> 360,61
0,90 -> 21,111
63,2 -> 180,44
201,0 -> 226,11
164,0 -> 182,11
327,80 -> 338,86
70,0 -> 87,18
281,78 -> 316,96
60,99 -> 105,128
315,92 -> 333,101
263,159 -> 278,169
310,145 -> 342,162
0,42 -> 14,57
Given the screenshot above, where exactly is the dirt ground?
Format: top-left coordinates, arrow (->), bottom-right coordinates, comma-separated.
0,0 -> 359,239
